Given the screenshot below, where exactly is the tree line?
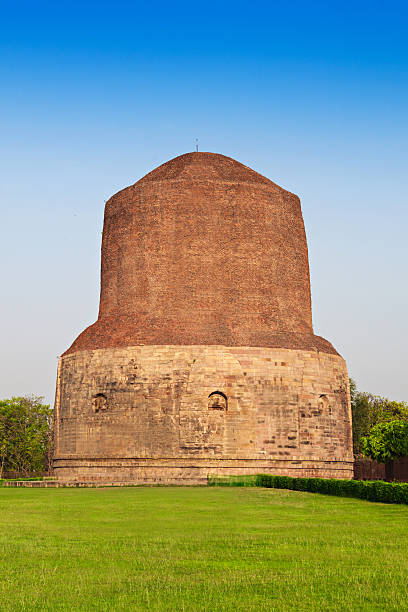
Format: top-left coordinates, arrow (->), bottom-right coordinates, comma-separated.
350,379 -> 408,463
0,396 -> 52,478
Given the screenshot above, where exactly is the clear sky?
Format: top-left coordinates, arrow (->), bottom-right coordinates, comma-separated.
1,0 -> 407,405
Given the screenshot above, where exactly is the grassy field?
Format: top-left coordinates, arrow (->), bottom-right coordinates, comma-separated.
0,487 -> 407,611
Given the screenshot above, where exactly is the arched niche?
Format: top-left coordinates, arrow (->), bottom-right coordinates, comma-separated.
208,391 -> 228,411
318,394 -> 330,414
92,393 -> 107,413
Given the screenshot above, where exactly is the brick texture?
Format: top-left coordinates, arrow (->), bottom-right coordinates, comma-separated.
65,153 -> 337,355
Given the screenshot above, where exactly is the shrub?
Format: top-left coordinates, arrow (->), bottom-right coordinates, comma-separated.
0,396 -> 53,477
361,420 -> 408,463
208,473 -> 408,504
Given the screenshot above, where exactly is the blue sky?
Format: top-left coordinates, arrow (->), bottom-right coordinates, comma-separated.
1,0 -> 407,403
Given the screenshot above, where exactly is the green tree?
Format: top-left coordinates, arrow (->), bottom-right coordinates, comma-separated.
361,420 -> 408,464
350,378 -> 408,455
0,396 -> 53,477
350,378 -> 371,454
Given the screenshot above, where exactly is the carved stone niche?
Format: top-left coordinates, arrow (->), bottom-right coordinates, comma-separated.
208,391 -> 228,411
318,394 -> 330,414
92,393 -> 107,413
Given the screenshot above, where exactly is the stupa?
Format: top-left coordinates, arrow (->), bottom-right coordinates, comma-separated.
53,152 -> 353,483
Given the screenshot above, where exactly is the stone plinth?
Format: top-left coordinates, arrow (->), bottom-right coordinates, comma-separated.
53,345 -> 353,483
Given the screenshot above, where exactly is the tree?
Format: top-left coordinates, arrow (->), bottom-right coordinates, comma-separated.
0,396 -> 53,477
350,379 -> 371,454
361,420 -> 408,464
350,378 -> 408,455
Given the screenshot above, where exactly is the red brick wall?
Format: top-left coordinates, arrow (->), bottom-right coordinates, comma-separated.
65,153 -> 337,355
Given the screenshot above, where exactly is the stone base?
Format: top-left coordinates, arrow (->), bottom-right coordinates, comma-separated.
53,344 -> 354,484
54,457 -> 353,485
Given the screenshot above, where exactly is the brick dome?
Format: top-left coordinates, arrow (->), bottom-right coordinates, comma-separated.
66,152 -> 337,355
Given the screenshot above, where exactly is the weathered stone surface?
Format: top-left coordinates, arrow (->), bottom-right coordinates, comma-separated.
54,345 -> 353,482
54,152 -> 353,483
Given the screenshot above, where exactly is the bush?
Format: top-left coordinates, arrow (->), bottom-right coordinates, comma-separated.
208,474 -> 408,504
349,378 -> 408,456
0,396 -> 53,477
361,420 -> 408,463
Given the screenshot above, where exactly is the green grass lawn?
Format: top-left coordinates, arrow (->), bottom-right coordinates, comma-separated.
1,487 -> 407,611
